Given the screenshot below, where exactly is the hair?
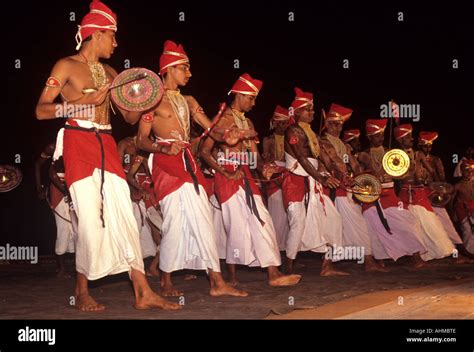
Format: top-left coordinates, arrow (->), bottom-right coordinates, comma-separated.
226,92 -> 237,107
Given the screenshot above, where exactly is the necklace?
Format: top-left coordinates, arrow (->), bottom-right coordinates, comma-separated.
231,108 -> 251,150
165,89 -> 190,141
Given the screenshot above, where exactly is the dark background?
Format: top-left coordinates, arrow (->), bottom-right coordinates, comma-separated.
2,0 -> 473,254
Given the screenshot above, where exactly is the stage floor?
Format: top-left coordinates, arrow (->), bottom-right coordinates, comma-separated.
1,254 -> 473,320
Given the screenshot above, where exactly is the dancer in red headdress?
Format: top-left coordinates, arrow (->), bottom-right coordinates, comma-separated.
394,124 -> 459,261
319,104 -> 387,272
282,89 -> 349,276
357,120 -> 427,266
36,1 -> 180,312
200,74 -> 301,287
416,132 -> 464,247
262,105 -> 292,251
136,40 -> 248,298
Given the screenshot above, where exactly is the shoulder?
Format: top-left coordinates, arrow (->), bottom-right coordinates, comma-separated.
220,110 -> 234,123
184,95 -> 198,106
50,57 -> 77,74
246,118 -> 255,129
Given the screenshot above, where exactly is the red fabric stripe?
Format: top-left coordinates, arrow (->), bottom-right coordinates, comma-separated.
399,187 -> 433,212
214,164 -> 261,204
152,150 -> 210,202
63,128 -> 125,187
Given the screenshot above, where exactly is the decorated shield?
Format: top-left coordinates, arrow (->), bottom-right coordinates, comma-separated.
110,68 -> 163,112
0,165 -> 22,192
382,149 -> 410,177
428,182 -> 455,207
352,173 -> 382,203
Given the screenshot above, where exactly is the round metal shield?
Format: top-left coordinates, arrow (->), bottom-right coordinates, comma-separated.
352,173 -> 382,203
383,149 -> 410,177
110,68 -> 163,112
428,182 -> 455,207
0,165 -> 23,192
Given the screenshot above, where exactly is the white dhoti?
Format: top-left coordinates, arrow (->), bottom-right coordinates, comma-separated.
53,198 -> 75,256
408,205 -> 456,261
220,187 -> 282,267
146,206 -> 163,231
132,200 -> 158,259
432,207 -> 463,245
363,206 -> 426,260
159,183 -> 221,273
209,194 -> 227,260
283,154 -> 343,260
335,194 -> 372,256
63,120 -> 145,281
69,169 -> 144,280
267,189 -> 290,251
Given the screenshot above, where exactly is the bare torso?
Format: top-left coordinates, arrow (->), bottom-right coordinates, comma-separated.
284,125 -> 313,159
59,55 -> 115,125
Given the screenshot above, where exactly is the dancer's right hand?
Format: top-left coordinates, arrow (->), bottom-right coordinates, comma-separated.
323,175 -> 340,189
164,140 -> 187,156
80,84 -> 110,106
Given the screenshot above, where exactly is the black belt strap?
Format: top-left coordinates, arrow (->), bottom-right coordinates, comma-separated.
243,176 -> 265,227
375,199 -> 392,235
303,177 -> 310,213
183,150 -> 200,196
64,125 -> 112,228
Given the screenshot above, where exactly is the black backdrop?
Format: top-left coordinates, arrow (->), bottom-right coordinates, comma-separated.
2,0 -> 473,254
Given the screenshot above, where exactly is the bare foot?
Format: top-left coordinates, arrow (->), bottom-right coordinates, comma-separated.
160,284 -> 184,297
146,268 -> 160,278
135,292 -> 182,310
184,274 -> 197,281
320,267 -> 350,276
269,274 -> 301,287
210,283 -> 248,297
75,294 -> 105,312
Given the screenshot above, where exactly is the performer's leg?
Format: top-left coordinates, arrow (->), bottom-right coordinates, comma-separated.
74,273 -> 105,312
146,219 -> 161,278
131,269 -> 181,310
208,270 -> 248,297
226,263 -> 239,286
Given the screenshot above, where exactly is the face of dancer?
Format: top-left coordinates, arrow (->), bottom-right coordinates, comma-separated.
348,137 -> 362,152
398,133 -> 414,149
326,120 -> 343,137
419,143 -> 432,155
92,30 -> 117,59
168,64 -> 192,87
235,94 -> 256,113
273,119 -> 290,134
295,104 -> 314,123
368,132 -> 384,148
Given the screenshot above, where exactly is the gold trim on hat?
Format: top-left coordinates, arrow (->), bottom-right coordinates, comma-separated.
160,58 -> 190,73
163,50 -> 188,59
395,127 -> 412,139
272,112 -> 290,120
238,76 -> 259,94
366,123 -> 386,136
